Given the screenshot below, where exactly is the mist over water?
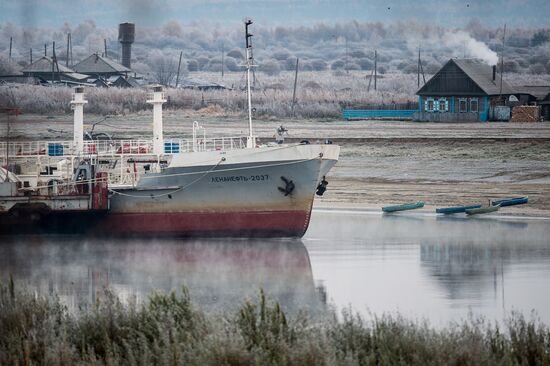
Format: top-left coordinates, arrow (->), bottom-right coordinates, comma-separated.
306,210 -> 550,325
1,210 -> 550,325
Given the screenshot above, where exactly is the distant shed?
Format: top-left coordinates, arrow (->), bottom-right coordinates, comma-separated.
73,54 -> 131,79
179,78 -> 229,90
108,75 -> 141,88
514,86 -> 550,120
21,56 -> 89,83
415,58 -> 516,122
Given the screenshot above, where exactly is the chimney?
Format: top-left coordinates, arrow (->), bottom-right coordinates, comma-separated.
118,22 -> 135,69
492,65 -> 496,81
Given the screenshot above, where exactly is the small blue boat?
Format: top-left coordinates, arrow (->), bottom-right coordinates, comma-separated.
436,204 -> 482,215
492,196 -> 528,207
382,201 -> 424,213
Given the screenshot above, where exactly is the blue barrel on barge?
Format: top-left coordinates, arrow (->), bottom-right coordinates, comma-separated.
48,143 -> 64,156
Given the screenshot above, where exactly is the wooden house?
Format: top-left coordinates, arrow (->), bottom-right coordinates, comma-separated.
415,59 -> 516,122
21,56 -> 90,84
73,54 -> 131,79
514,86 -> 550,121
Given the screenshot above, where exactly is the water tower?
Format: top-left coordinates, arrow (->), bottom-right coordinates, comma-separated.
118,22 -> 135,69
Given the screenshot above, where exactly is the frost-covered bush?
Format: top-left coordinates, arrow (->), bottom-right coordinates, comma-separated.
1,282 -> 550,366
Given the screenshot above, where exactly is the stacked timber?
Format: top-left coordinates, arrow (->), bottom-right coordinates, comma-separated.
510,105 -> 541,122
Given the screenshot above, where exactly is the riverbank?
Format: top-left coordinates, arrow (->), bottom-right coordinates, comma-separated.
1,282 -> 549,366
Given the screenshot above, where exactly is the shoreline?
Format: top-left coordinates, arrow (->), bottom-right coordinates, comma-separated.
313,202 -> 550,219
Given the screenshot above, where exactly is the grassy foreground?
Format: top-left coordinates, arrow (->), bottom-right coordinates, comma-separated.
1,280 -> 549,366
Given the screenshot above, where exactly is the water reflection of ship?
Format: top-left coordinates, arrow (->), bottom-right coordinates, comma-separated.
0,237 -> 325,313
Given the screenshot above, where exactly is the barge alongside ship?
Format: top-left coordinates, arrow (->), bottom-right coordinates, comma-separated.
0,21 -> 339,237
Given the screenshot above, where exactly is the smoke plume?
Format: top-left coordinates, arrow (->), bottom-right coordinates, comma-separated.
444,30 -> 499,65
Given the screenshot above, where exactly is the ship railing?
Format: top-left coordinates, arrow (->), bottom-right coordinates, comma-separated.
106,170 -> 138,187
83,139 -> 154,155
0,140 -> 73,158
0,140 -> 156,159
200,136 -> 247,152
0,136 -> 247,160
166,136 -> 247,153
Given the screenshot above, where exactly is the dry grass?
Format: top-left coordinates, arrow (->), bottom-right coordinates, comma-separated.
0,71 -> 418,119
1,71 -> 550,119
1,280 -> 549,365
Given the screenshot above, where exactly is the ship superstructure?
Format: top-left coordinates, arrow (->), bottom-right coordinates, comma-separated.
0,21 -> 339,237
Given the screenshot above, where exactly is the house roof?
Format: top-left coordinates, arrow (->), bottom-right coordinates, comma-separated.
22,56 -> 75,73
514,85 -> 550,100
73,54 -> 131,74
62,72 -> 91,81
108,75 -> 141,88
179,77 -> 228,89
452,59 -> 515,95
0,75 -> 45,85
417,58 -> 516,96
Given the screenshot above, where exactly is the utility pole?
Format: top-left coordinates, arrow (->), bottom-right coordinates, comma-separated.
69,33 -> 73,66
51,41 -> 60,83
367,68 -> 373,92
345,37 -> 349,74
417,47 -> 420,88
374,50 -> 377,91
51,41 -> 55,82
175,51 -> 183,88
66,34 -> 70,67
44,43 -> 47,56
104,39 -> 107,58
9,37 -> 12,61
5,112 -> 10,182
499,23 -> 507,98
30,48 -> 32,64
291,58 -> 299,115
221,41 -> 225,78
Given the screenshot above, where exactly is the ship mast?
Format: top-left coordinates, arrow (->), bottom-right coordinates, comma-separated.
244,19 -> 256,148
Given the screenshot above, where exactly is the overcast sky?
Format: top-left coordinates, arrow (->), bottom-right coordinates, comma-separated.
1,0 -> 549,28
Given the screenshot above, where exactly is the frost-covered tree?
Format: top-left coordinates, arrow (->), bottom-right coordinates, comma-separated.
260,60 -> 281,76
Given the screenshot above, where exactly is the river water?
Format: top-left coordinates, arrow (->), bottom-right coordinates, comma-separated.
1,209 -> 550,326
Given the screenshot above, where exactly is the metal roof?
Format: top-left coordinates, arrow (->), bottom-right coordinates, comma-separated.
22,56 -> 75,73
452,59 -> 515,95
73,54 -> 131,74
417,58 -> 516,96
514,85 -> 550,100
107,75 -> 141,88
179,77 -> 228,89
64,72 -> 91,81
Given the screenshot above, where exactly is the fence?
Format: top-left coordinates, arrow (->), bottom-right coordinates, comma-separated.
343,109 -> 417,120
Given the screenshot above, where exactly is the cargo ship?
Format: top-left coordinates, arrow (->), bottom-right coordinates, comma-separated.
0,20 -> 339,237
